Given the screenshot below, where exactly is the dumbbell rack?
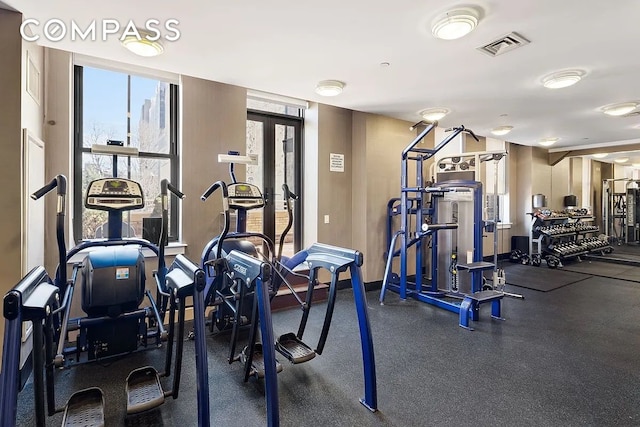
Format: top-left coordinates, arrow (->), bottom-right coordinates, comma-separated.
530,211 -> 611,267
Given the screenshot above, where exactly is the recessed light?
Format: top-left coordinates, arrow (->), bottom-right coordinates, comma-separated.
592,153 -> 608,158
419,108 -> 450,121
614,157 -> 629,163
542,70 -> 585,89
431,7 -> 480,40
538,137 -> 559,147
121,29 -> 164,57
491,126 -> 513,136
315,80 -> 345,96
602,102 -> 639,116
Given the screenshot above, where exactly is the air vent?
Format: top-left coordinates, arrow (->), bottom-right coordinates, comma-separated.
477,32 -> 530,57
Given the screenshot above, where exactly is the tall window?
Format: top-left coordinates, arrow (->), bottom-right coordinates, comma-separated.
73,66 -> 179,242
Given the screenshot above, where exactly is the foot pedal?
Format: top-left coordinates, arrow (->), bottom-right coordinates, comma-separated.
276,332 -> 316,364
62,387 -> 105,427
241,344 -> 283,379
126,366 -> 165,415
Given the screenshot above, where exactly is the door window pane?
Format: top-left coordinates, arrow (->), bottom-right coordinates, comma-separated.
246,119 -> 264,236
275,124 -> 296,258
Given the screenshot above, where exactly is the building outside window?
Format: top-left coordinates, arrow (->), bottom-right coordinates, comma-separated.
73,66 -> 179,243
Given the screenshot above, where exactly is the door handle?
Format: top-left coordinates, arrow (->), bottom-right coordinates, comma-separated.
264,188 -> 269,204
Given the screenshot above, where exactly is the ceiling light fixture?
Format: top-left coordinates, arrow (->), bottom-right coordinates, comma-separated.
491,125 -> 514,136
315,80 -> 345,96
592,153 -> 608,158
419,108 -> 450,122
431,7 -> 480,40
538,137 -> 559,147
602,102 -> 639,116
121,30 -> 164,57
542,70 -> 585,89
614,157 -> 629,163
633,163 -> 640,168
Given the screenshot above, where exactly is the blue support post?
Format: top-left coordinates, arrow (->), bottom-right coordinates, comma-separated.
349,264 -> 378,412
400,154 -> 409,299
192,269 -> 210,427
0,294 -> 23,427
255,276 -> 280,427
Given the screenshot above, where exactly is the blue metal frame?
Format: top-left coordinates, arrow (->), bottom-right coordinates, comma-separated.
380,126 -> 503,328
1,267 -> 59,427
281,243 -> 378,412
224,249 -> 280,426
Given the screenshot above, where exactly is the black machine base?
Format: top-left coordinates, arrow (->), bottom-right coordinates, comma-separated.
87,317 -> 140,360
125,366 -> 165,415
276,332 -> 316,364
62,387 -> 105,427
241,344 -> 283,378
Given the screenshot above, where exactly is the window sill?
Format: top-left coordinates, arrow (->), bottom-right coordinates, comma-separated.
67,242 -> 187,264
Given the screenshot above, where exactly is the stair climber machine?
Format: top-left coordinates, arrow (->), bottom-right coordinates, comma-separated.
0,141 -> 211,426
379,122 -> 505,330
199,152 -> 377,426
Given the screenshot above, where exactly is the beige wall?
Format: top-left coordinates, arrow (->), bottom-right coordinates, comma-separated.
570,157 -> 583,203
316,104 -> 353,248
44,48 -> 74,274
180,76 -> 247,262
352,112 -> 416,282
550,158 -> 570,210
0,9 -> 24,362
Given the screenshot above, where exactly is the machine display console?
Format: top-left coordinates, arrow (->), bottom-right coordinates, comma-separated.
227,183 -> 264,210
85,178 -> 144,212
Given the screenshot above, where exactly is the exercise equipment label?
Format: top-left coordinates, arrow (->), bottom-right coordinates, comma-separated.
116,268 -> 130,280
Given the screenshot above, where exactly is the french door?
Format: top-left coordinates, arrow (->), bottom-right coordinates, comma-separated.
246,111 -> 302,258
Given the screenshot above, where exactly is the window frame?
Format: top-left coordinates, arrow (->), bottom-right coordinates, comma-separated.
73,65 -> 180,243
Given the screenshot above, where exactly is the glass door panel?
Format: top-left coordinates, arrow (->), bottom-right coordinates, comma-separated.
246,112 -> 302,257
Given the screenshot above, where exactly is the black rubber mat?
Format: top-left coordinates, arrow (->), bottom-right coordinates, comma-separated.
562,260 -> 640,283
501,263 -> 591,292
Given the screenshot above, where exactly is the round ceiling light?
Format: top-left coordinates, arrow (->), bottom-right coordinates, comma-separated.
592,153 -> 608,158
315,80 -> 345,96
420,108 -> 450,122
491,126 -> 513,136
431,7 -> 479,40
538,137 -> 559,147
121,30 -> 164,57
542,70 -> 585,89
602,102 -> 639,116
614,157 -> 630,163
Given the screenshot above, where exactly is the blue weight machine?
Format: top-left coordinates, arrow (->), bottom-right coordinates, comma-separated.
379,123 -> 504,330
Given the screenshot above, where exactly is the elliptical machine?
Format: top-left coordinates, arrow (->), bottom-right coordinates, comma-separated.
0,141 -> 211,426
199,152 -> 378,427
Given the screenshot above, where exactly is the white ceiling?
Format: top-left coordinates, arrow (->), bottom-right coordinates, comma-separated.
6,0 -> 640,154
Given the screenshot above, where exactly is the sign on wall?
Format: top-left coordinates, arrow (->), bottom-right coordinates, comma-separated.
330,153 -> 344,172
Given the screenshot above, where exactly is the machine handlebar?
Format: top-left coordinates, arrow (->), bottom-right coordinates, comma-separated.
31,175 -> 67,200
201,181 -> 228,201
421,222 -> 459,232
444,125 -> 480,142
161,179 -> 185,200
282,183 -> 298,201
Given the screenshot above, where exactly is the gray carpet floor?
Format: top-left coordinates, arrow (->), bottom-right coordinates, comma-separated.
14,274 -> 640,426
